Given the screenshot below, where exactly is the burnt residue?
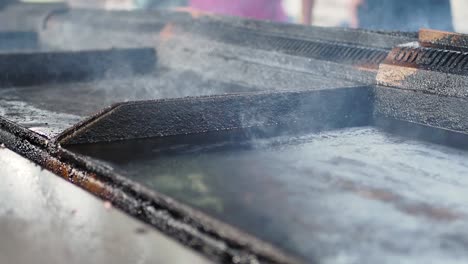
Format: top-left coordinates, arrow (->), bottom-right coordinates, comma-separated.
376,42 -> 468,98
2,4 -> 468,263
375,31 -> 468,99
384,46 -> 468,76
419,29 -> 468,52
0,116 -> 304,264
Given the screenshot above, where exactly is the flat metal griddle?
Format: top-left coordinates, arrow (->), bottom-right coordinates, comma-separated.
1,5 -> 468,264
0,147 -> 212,264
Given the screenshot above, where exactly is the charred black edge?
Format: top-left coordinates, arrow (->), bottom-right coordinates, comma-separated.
0,116 -> 304,264
54,103 -> 119,143
54,91 -> 277,143
55,87 -> 373,146
54,94 -> 227,144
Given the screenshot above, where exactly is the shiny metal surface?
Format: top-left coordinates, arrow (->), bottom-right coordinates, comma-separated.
1,4 -> 468,263
84,127 -> 468,263
0,147 -> 212,264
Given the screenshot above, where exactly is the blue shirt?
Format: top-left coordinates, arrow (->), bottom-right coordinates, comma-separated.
358,0 -> 453,32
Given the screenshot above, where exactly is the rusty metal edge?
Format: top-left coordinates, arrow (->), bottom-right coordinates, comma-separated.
0,116 -> 305,264
419,28 -> 468,51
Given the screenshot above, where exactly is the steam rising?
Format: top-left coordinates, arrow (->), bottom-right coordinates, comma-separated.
1,2 -> 468,264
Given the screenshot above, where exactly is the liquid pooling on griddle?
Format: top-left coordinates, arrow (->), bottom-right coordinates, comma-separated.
93,127 -> 468,263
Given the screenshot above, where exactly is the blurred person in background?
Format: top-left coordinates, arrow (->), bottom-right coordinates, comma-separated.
188,0 -> 288,22
350,0 -> 453,31
188,0 -> 315,24
134,0 -> 316,24
301,0 -> 315,25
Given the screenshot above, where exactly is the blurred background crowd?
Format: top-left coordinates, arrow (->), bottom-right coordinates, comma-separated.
18,0 -> 468,33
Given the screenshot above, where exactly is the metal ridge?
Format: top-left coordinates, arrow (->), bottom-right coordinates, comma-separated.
0,115 -> 304,264
56,87 -> 373,145
190,22 -> 389,69
383,45 -> 468,75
